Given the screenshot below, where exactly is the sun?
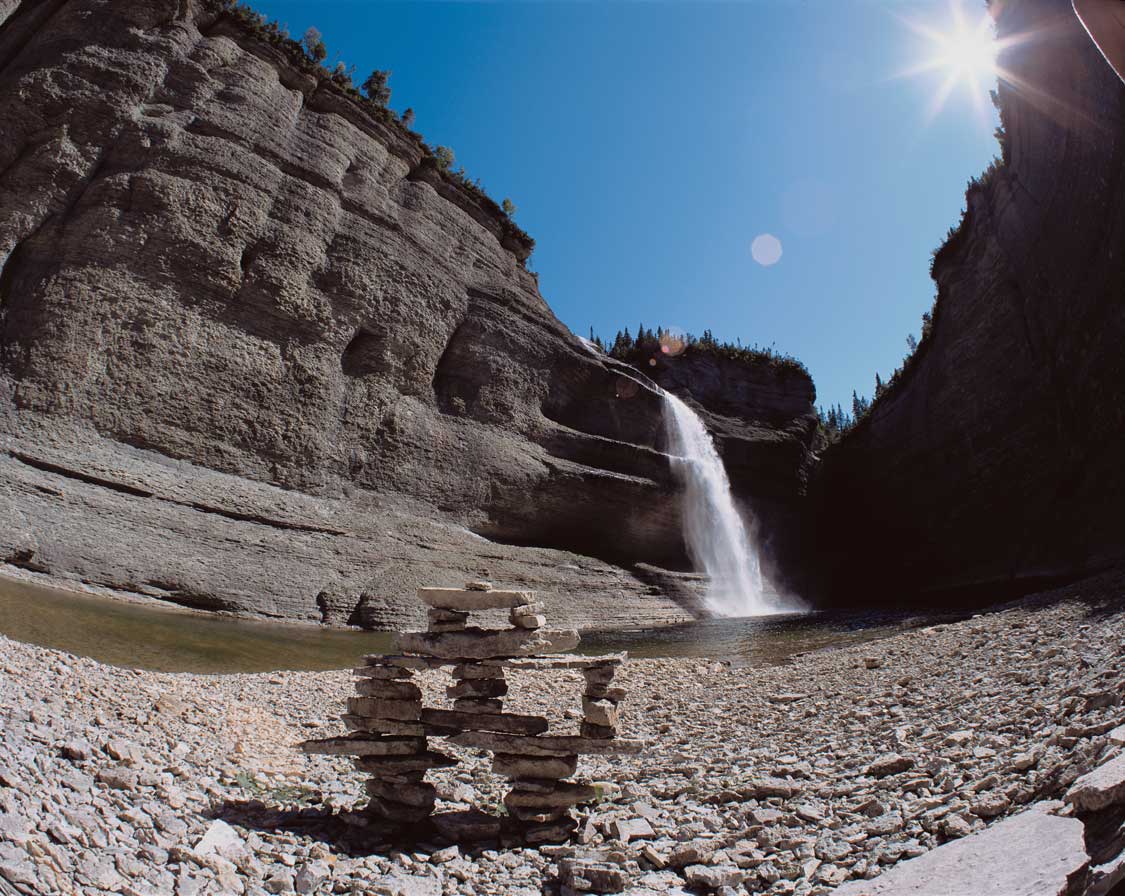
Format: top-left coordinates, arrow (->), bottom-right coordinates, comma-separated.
897,0 -> 1006,123
930,14 -> 998,81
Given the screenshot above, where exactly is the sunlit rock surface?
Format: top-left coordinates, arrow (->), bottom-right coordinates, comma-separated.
0,0 -> 816,626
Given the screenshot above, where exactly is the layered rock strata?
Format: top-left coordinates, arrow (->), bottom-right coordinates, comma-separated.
302,583 -> 641,844
0,0 -> 817,626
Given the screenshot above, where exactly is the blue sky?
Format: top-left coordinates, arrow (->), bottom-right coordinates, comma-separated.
247,0 -> 1000,413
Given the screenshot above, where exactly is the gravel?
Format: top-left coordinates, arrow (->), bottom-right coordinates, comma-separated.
0,585 -> 1122,894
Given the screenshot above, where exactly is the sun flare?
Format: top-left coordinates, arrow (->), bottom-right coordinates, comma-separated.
898,0 -> 1008,124
930,15 -> 998,81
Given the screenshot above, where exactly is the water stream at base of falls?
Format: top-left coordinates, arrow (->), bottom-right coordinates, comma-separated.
662,391 -> 801,617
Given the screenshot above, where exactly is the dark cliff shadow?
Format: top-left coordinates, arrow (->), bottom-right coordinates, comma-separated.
1002,568 -> 1125,620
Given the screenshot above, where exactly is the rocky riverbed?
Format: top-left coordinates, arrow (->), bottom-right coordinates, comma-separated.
1,576 -> 1123,895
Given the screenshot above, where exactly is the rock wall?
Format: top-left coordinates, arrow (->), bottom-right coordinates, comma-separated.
815,0 -> 1125,605
0,0 -> 817,626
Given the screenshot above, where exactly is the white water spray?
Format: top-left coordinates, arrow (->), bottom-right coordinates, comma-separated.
663,392 -> 796,617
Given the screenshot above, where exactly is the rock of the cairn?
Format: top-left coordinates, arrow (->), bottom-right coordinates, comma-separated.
427,608 -> 468,633
580,663 -> 624,738
418,586 -> 535,611
393,627 -> 579,659
503,781 -> 603,820
510,602 -> 547,630
447,677 -> 508,699
306,657 -> 444,824
304,583 -> 637,843
493,752 -> 579,780
450,731 -> 644,757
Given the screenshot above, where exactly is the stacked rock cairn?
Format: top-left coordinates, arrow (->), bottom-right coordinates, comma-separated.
301,582 -> 641,845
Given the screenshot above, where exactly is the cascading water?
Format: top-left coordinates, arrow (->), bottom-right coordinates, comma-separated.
662,391 -> 796,617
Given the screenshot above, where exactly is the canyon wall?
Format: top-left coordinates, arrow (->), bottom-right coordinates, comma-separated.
815,0 -> 1125,605
0,0 -> 816,627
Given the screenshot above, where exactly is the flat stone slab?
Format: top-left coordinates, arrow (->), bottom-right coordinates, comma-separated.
482,653 -> 626,671
346,696 -> 423,721
341,715 -> 430,737
300,735 -> 424,756
361,654 -> 446,670
393,628 -> 579,660
450,731 -> 643,757
418,588 -> 534,611
504,781 -> 601,809
355,751 -> 459,774
832,806 -> 1089,896
1065,753 -> 1125,813
358,651 -> 623,670
420,707 -> 549,736
493,753 -> 578,779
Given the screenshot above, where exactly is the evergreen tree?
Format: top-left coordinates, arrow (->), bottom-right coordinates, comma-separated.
852,390 -> 870,419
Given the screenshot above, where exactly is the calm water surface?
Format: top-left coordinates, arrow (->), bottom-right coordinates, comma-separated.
0,576 -> 974,674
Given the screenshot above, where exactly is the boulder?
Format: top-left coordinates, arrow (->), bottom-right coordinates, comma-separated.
832,808 -> 1088,896
1065,754 -> 1125,814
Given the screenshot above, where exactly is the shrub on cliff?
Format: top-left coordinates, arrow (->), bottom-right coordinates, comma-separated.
362,70 -> 393,106
210,0 -> 536,265
302,27 -> 328,63
434,146 -> 456,171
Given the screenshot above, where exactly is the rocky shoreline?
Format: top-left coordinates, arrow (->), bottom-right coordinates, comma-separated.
1,576 -> 1123,895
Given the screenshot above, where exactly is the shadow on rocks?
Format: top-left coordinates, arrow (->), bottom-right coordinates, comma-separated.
210,799 -> 513,857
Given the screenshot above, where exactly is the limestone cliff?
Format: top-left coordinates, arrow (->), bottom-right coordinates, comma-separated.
815,0 -> 1125,605
0,0 -> 817,627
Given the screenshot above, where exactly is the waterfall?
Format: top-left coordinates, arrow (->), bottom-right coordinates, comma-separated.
662,392 -> 796,617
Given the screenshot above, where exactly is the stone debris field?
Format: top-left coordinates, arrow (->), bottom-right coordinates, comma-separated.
0,576 -> 1123,895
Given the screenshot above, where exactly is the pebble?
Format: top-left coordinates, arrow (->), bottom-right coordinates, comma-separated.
0,589 -> 1120,895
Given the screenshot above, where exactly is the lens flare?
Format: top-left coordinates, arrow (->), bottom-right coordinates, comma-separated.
751,234 -> 783,267
659,328 -> 688,358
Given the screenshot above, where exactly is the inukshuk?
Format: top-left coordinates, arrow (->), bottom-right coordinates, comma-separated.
301,583 -> 642,845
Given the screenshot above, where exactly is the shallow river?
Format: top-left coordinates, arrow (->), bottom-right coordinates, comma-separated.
0,575 -> 974,674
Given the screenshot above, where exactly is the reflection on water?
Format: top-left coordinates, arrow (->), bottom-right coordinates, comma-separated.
0,576 -> 391,674
579,608 -> 971,664
0,575 -> 973,674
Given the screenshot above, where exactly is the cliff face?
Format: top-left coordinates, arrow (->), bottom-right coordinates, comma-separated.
0,0 -> 816,626
815,0 -> 1125,604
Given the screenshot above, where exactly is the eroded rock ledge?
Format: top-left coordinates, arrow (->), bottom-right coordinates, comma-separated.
0,0 -> 817,626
